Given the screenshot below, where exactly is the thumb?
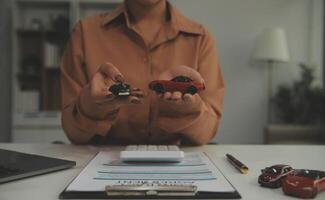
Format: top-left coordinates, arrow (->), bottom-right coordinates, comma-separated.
98,62 -> 124,82
177,65 -> 204,84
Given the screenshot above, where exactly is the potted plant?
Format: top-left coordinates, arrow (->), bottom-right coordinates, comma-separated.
265,63 -> 325,144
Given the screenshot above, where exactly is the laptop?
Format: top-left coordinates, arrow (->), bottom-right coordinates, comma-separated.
0,149 -> 76,184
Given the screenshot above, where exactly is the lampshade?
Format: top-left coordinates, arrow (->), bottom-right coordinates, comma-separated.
252,28 -> 290,62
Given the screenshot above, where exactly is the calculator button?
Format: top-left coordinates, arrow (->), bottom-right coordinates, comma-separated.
126,145 -> 137,151
138,145 -> 147,151
158,145 -> 168,151
148,145 -> 157,151
168,145 -> 179,151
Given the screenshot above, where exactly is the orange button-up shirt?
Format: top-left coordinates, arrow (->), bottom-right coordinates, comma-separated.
60,2 -> 224,145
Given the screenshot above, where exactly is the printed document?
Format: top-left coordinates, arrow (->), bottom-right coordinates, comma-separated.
66,151 -> 235,193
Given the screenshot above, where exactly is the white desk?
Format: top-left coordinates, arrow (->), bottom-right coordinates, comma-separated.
0,144 -> 324,200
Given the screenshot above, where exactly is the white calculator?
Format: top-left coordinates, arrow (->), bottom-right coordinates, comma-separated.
120,145 -> 184,162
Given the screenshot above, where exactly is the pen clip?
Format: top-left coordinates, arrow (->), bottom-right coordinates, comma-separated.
226,154 -> 249,174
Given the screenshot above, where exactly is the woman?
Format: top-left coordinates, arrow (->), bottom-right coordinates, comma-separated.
60,0 -> 224,145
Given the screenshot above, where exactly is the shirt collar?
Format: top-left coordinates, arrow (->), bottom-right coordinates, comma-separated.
101,1 -> 203,35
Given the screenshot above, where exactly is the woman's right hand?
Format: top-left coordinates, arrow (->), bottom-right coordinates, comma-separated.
79,62 -> 144,120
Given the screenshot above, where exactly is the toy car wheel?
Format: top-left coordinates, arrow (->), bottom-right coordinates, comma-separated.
274,180 -> 282,188
109,84 -> 119,96
186,86 -> 197,94
311,187 -> 318,198
153,83 -> 164,94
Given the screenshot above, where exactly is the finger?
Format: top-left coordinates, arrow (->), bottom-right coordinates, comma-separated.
131,88 -> 144,95
180,66 -> 204,84
130,90 -> 144,98
183,93 -> 195,103
98,62 -> 124,82
128,96 -> 142,104
158,93 -> 164,99
91,73 -> 113,96
163,92 -> 172,100
171,91 -> 182,101
94,91 -> 115,105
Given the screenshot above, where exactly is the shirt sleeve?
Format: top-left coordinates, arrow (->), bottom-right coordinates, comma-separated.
60,22 -> 117,144
154,28 -> 225,145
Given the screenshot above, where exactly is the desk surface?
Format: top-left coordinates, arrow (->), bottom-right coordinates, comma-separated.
0,144 -> 324,200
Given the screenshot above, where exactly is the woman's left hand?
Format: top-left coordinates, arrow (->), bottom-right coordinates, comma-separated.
157,65 -> 205,104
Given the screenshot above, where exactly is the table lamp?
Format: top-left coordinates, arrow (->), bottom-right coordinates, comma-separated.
252,27 -> 290,123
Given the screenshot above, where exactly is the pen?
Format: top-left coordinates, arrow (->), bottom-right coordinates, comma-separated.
226,154 -> 249,174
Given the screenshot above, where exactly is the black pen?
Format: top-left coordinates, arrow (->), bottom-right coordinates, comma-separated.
226,154 -> 249,174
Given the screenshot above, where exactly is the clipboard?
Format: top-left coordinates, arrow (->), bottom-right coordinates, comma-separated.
60,185 -> 241,199
59,152 -> 241,199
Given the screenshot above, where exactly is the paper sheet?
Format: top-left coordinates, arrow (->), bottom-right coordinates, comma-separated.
66,151 -> 235,193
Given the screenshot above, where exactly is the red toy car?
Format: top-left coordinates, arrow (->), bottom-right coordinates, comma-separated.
258,164 -> 294,188
148,76 -> 205,94
282,169 -> 325,198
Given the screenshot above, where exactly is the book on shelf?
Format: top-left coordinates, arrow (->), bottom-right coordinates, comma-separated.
44,41 -> 60,68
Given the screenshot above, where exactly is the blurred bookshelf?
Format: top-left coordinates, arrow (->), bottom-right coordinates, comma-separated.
11,0 -> 121,143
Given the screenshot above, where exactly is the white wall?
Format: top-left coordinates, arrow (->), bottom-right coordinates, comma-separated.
171,0 -> 324,143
